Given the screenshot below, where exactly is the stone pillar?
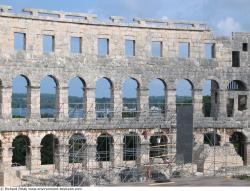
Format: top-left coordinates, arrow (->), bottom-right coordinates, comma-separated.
1,86 -> 12,118
244,141 -> 250,166
167,87 -> 176,123
29,145 -> 42,170
113,135 -> 123,167
56,86 -> 68,119
55,144 -> 69,172
87,143 -> 98,169
234,95 -> 239,113
140,140 -> 150,165
218,90 -> 227,118
113,87 -> 122,119
1,144 -> 13,168
86,87 -> 96,120
139,87 -> 149,120
193,88 -> 203,118
27,86 -> 40,118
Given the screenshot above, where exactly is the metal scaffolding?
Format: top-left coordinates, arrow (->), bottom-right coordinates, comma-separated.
19,102 -> 250,186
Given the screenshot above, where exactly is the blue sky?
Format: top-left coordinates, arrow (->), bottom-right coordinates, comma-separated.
1,0 -> 248,36
4,0 -> 243,97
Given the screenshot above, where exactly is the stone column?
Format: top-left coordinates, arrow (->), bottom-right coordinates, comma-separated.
29,145 -> 42,170
56,86 -> 68,119
218,90 -> 227,118
86,87 -> 96,120
139,87 -> 149,120
113,87 -> 122,119
1,86 -> 12,118
167,87 -> 176,123
193,88 -> 203,119
27,86 -> 40,118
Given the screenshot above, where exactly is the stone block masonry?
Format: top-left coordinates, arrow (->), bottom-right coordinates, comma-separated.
0,5 -> 249,186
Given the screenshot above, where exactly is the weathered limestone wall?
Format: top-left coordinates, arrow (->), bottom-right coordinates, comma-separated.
0,6 -> 249,186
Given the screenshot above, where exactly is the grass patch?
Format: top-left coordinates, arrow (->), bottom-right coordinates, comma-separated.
233,175 -> 250,181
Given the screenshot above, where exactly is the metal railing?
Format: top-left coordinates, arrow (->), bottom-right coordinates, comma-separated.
122,103 -> 139,118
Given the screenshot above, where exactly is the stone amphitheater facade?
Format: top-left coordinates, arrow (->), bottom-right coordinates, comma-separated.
0,5 -> 250,186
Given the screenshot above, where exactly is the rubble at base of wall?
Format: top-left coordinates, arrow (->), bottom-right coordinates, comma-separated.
193,143 -> 245,176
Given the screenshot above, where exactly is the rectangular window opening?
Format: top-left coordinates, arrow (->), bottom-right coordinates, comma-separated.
125,40 -> 135,57
242,43 -> 248,52
14,32 -> 26,51
179,42 -> 190,58
238,95 -> 247,111
151,41 -> 162,57
98,38 -> 109,56
43,35 -> 55,53
204,43 -> 215,59
232,51 -> 240,67
70,36 -> 82,54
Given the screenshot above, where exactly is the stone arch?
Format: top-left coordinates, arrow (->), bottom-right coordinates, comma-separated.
202,79 -> 220,117
12,75 -> 30,118
68,76 -> 86,118
40,75 -> 59,118
122,78 -> 140,118
123,132 -> 141,161
95,77 -> 114,118
148,78 -> 167,118
227,80 -> 247,91
96,133 -> 114,162
230,132 -> 246,163
204,132 -> 221,146
149,132 -> 168,158
40,134 -> 59,165
69,134 -> 87,165
12,135 -> 31,167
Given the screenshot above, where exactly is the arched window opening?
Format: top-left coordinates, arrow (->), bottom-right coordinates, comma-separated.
69,134 -> 87,164
230,132 -> 245,163
150,133 -> 168,158
202,80 -> 219,117
227,80 -> 247,91
203,132 -> 221,146
12,135 -> 31,167
41,134 -> 59,165
122,78 -> 139,118
176,79 -> 193,106
176,79 -> 193,163
149,79 -> 166,118
12,75 -> 29,118
68,77 -> 86,118
123,133 -> 140,161
40,75 -> 58,118
96,78 -> 113,118
96,134 -> 114,161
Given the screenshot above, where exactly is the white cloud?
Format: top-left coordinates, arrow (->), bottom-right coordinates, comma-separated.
217,17 -> 242,36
